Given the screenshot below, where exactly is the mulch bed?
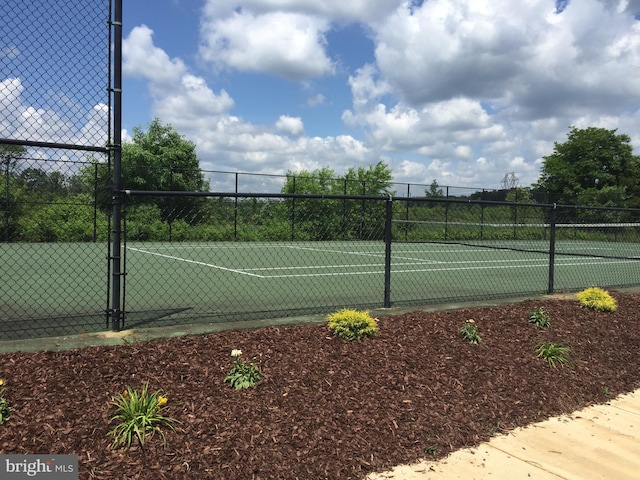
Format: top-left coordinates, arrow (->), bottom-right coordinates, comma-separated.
1,292 -> 638,479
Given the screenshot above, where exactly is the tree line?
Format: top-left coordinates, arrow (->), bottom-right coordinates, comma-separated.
2,120 -> 639,242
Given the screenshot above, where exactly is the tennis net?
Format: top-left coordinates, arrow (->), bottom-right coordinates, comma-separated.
392,220 -> 640,260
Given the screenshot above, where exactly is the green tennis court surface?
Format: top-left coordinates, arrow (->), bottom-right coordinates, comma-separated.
2,240 -> 639,340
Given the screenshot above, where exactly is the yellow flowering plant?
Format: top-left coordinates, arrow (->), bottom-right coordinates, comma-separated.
0,379 -> 11,425
327,308 -> 379,340
576,287 -> 617,312
107,382 -> 178,449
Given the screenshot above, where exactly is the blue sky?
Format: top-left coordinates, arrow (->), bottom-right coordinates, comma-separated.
3,0 -> 640,192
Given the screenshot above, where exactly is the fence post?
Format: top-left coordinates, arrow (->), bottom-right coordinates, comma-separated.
444,186 -> 450,240
383,196 -> 393,308
234,172 -> 238,241
3,157 -> 9,243
109,0 -> 123,331
547,203 -> 557,294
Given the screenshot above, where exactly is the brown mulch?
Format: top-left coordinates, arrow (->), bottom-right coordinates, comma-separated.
1,292 -> 639,480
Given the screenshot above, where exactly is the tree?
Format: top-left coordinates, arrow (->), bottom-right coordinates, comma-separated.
426,179 -> 444,198
124,118 -> 205,193
76,119 -> 209,223
534,127 -> 640,207
0,144 -> 26,173
1,144 -> 27,241
280,161 -> 393,240
18,168 -> 68,198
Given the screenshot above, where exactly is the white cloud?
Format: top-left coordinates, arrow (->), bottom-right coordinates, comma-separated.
116,0 -> 640,191
121,26 -> 380,181
201,0 -> 402,24
307,93 -> 326,106
123,25 -> 187,93
276,115 -> 305,136
199,10 -> 334,79
0,77 -> 108,147
372,0 -> 640,122
123,25 -> 234,136
0,45 -> 21,60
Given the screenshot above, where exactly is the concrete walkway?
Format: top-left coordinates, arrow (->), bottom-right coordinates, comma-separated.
368,389 -> 640,480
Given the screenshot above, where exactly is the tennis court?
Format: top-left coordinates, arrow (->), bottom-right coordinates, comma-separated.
2,236 -> 639,340
122,238 -> 639,326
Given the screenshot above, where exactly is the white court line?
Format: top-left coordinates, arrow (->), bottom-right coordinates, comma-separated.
242,257 -> 558,272
263,258 -> 634,278
126,247 -> 266,278
128,245 -> 636,280
285,244 -> 385,259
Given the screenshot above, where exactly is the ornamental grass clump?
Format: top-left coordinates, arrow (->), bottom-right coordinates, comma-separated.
536,342 -> 571,368
576,287 -> 617,312
224,349 -> 262,390
108,382 -> 178,449
327,308 -> 379,340
0,379 -> 11,425
528,307 -> 551,328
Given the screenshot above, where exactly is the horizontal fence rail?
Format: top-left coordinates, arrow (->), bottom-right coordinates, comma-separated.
2,185 -> 640,340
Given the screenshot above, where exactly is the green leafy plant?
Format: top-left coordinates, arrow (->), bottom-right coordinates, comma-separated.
224,349 -> 262,390
536,342 -> 571,368
424,445 -> 438,456
327,308 -> 379,340
458,319 -> 482,344
108,382 -> 178,449
528,307 -> 551,327
576,287 -> 617,312
0,379 -> 12,425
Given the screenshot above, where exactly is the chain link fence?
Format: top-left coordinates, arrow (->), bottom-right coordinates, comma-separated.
1,0 -> 639,341
2,176 -> 640,340
1,0 -> 115,340
109,191 -> 640,333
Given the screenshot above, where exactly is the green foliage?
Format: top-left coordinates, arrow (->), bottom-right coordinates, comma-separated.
425,179 -> 444,198
327,308 -> 379,340
424,445 -> 438,456
576,287 -> 617,312
535,126 -> 640,206
108,382 -> 178,449
528,307 -> 551,328
224,350 -> 262,390
0,144 -> 26,172
458,319 -> 482,344
0,380 -> 11,425
15,200 -> 107,242
536,342 -> 571,368
280,161 -> 393,241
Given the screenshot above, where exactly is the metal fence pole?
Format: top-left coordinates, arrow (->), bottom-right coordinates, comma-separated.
547,203 -> 557,294
3,159 -> 9,243
109,0 -> 123,331
383,196 -> 393,308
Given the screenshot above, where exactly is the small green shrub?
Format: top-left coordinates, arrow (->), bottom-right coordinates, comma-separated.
224,349 -> 262,390
528,307 -> 551,327
576,287 -> 617,312
458,319 -> 482,344
327,309 -> 379,340
424,445 -> 438,456
0,379 -> 11,425
107,382 -> 178,449
536,342 -> 571,368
